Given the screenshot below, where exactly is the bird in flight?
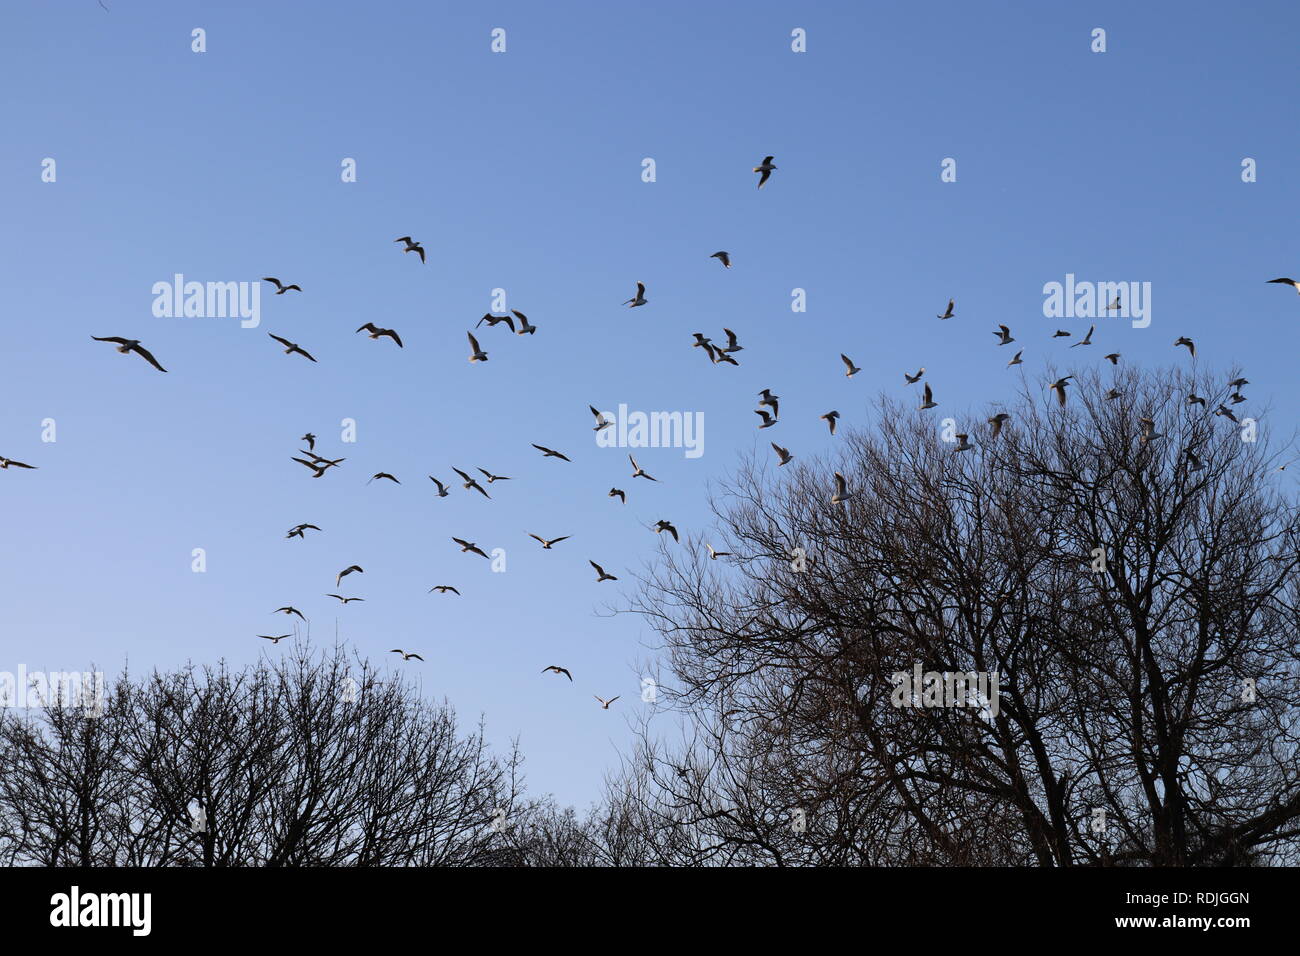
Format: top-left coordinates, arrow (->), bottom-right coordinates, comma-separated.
335,565 -> 364,588
753,155 -> 777,188
466,332 -> 489,363
629,455 -> 656,481
832,472 -> 853,506
452,537 -> 490,559
711,348 -> 740,367
326,594 -> 365,604
1185,450 -> 1205,472
268,333 -> 317,362
771,441 -> 794,465
905,367 -> 926,384
994,325 -> 1015,346
1104,353 -> 1121,365
953,434 -> 974,452
590,406 -> 613,431
259,634 -> 291,643
292,457 -> 330,478
286,523 -> 321,539
936,299 -> 955,320
262,277 -> 301,295
758,389 -> 780,418
623,281 -> 648,307
390,649 -> 424,662
428,476 -> 451,497
429,585 -> 460,595
1267,277 -> 1300,294
1216,405 -> 1239,423
477,467 -> 511,484
91,336 -> 168,372
301,433 -> 317,451
755,409 -> 778,429
532,444 -> 571,461
608,488 -> 626,503
452,467 -> 490,498
820,411 -> 840,435
394,236 -> 426,263
356,323 -> 403,347
477,313 -> 516,332
1105,295 -> 1122,312
1138,418 -> 1163,444
1105,388 -> 1123,401
590,560 -> 618,583
512,310 -> 537,335
1188,393 -> 1207,407
1174,336 -> 1196,358
654,519 -> 680,542
0,456 -> 37,470
840,354 -> 861,377
988,413 -> 1010,439
594,696 -> 620,710
919,382 -> 938,409
706,543 -> 732,560
542,665 -> 573,681
721,328 -> 743,353
1007,350 -> 1024,367
711,251 -> 732,268
1052,330 -> 1071,339
1070,324 -> 1095,348
1048,377 -> 1073,407
529,533 -> 571,550
274,606 -> 306,621
368,472 -> 400,484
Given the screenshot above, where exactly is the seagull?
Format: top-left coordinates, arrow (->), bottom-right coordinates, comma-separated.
1215,405 -> 1239,423
529,534 -> 571,550
920,382 -> 937,409
0,456 -> 37,470
274,606 -> 306,621
753,155 -> 777,188
594,696 -> 620,710
326,594 -> 365,604
1138,418 -> 1163,443
654,519 -> 680,543
1185,450 -> 1204,472
590,560 -> 618,582
721,328 -> 743,353
467,331 -> 489,363
1104,353 -> 1120,365
262,277 -> 301,295
356,323 -> 403,347
755,409 -> 778,429
692,333 -> 713,350
429,585 -> 460,595
511,310 -> 537,334
259,634 -> 291,643
1104,388 -> 1123,401
905,367 -> 926,384
390,649 -> 424,662
428,476 -> 450,497
1049,377 -> 1073,407
335,565 -> 364,587
394,236 -> 426,263
1228,377 -> 1250,388
1070,324 -> 1095,348
757,389 -> 780,418
706,543 -> 732,560
268,333 -> 317,362
1187,393 -> 1207,407
622,282 -> 648,307
531,444 -> 571,461
368,472 -> 400,484
1007,350 -> 1024,367
589,406 -> 613,431
993,325 -> 1015,346
300,433 -> 317,450
831,471 -> 853,506
452,467 -> 490,499
1230,391 -> 1247,405
841,354 -> 861,377
711,251 -> 732,268
936,299 -> 955,320
820,411 -> 840,435
712,349 -> 740,366
477,313 -> 516,332
91,336 -> 168,372
953,434 -> 974,452
286,523 -> 321,539
1175,336 -> 1196,358
1267,277 -> 1300,294
477,468 -> 511,484
1052,330 -> 1071,339
291,457 -> 330,478
452,537 -> 490,559
629,455 -> 656,481
988,413 -> 1010,438
770,442 -> 795,466
1105,295 -> 1122,312
542,665 -> 573,681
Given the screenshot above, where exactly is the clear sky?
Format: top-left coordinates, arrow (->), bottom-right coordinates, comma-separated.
3,0 -> 1299,808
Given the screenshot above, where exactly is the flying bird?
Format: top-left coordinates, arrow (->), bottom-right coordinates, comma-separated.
753,155 -> 777,188
477,313 -> 516,332
755,409 -> 778,429
953,434 -> 974,452
1052,330 -> 1071,339
1007,350 -> 1023,367
590,560 -> 618,582
452,467 -> 490,498
905,367 -> 926,384
712,349 -> 740,366
1070,325 -> 1095,348
936,299 -> 955,320
394,236 -> 426,263
1138,418 -> 1163,443
512,310 -> 537,334
994,325 -> 1015,346
920,383 -> 937,409
452,537 -> 490,559
429,585 -> 460,595
841,354 -> 861,377
390,649 -> 424,662
1048,377 -> 1073,407
262,277 -> 301,294
542,665 -> 573,681
274,606 -> 306,621
0,456 -> 37,470
654,519 -> 680,542
820,410 -> 840,435
532,444 -> 571,461
470,468 -> 508,485
286,523 -> 321,539
259,634 -> 291,643
594,696 -> 620,710
91,336 -> 168,372
622,281 -> 648,307
629,455 -> 657,481
706,543 -> 732,560
608,487 -> 626,503
356,323 -> 403,347
1104,353 -> 1120,365
1105,295 -> 1122,312
1174,336 -> 1196,358
466,331 -> 489,363
301,433 -> 317,450
528,533 -> 571,550
268,333 -> 317,362
1187,393 -> 1207,407
1185,450 -> 1205,472
711,251 -> 732,268
1104,388 -> 1123,401
721,329 -> 743,353
368,472 -> 400,484
1267,277 -> 1300,293
335,565 -> 364,587
831,471 -> 853,506
590,406 -> 613,431
988,413 -> 1010,439
428,476 -> 451,497
326,594 -> 365,604
771,442 -> 794,465
758,389 -> 780,418
1215,405 -> 1239,423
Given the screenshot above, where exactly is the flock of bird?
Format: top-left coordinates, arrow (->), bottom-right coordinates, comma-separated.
10,153 -> 1291,709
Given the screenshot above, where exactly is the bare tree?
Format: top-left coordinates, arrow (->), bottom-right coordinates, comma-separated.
616,365 -> 1300,866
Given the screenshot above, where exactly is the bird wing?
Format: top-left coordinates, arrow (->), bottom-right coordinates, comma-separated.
467,332 -> 482,352
131,343 -> 168,372
92,335 -> 130,345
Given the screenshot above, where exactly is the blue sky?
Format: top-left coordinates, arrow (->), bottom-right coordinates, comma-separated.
3,0 -> 1299,808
